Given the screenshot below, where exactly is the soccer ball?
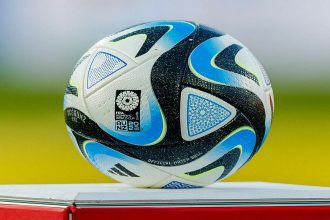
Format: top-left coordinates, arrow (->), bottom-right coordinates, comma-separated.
64,21 -> 274,188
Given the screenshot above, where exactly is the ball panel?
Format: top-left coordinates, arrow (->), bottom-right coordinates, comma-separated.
82,141 -> 170,187
64,51 -> 94,117
234,48 -> 265,86
66,126 -> 85,158
180,87 -> 237,141
153,126 -> 256,185
111,26 -> 171,58
182,70 -> 266,155
162,181 -> 201,189
262,89 -> 274,144
96,34 -> 147,61
83,48 -> 136,97
151,175 -> 205,188
183,26 -> 271,155
86,51 -> 127,89
84,56 -> 166,146
188,35 -> 264,97
73,53 -> 91,73
217,44 -> 260,85
93,21 -> 196,64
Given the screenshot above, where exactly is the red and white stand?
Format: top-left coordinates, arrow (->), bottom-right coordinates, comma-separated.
0,182 -> 330,220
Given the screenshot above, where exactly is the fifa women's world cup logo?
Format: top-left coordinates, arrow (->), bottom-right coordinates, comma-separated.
115,90 -> 141,132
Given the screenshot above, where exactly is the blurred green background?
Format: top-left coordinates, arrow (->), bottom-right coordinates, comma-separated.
0,0 -> 329,186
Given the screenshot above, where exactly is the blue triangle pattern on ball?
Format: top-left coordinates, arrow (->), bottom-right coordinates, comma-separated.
87,52 -> 127,88
187,94 -> 232,137
162,181 -> 200,189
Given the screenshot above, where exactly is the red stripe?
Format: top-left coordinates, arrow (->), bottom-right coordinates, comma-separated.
1,204 -> 330,220
71,206 -> 330,220
0,204 -> 70,220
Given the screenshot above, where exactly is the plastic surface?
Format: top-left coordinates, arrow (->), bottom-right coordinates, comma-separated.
72,206 -> 330,220
0,204 -> 69,220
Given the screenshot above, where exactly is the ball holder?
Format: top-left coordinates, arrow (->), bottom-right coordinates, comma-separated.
0,182 -> 330,220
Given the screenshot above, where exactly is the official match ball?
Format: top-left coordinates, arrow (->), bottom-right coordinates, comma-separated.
64,21 -> 274,188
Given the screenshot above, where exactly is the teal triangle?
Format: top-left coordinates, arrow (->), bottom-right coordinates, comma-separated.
187,94 -> 231,137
